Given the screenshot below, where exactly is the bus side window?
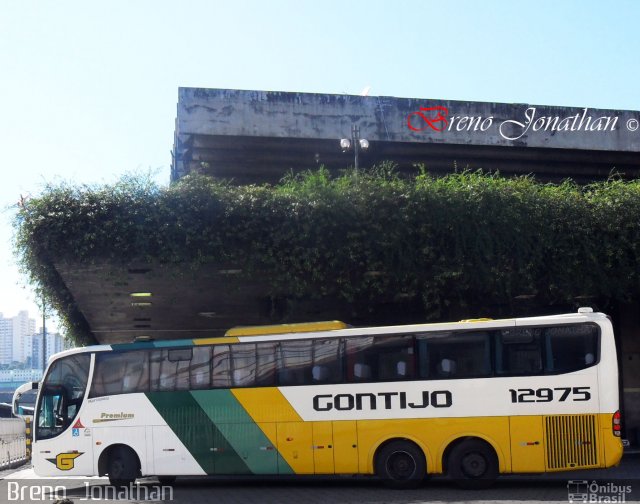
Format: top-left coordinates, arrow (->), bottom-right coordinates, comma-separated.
346,335 -> 415,383
416,338 -> 429,379
278,340 -> 312,385
230,343 -> 277,387
496,328 -> 542,375
91,351 -> 149,396
256,343 -> 277,386
346,337 -> 374,382
376,336 -> 415,381
231,344 -> 257,387
150,349 -> 190,391
544,324 -> 599,374
311,339 -> 343,384
353,363 -> 371,380
122,351 -> 150,393
89,353 -> 124,397
212,345 -> 231,388
419,331 -> 491,379
190,346 -> 212,389
91,354 -> 125,396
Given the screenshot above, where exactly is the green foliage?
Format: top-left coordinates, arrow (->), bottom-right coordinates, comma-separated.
13,168 -> 640,345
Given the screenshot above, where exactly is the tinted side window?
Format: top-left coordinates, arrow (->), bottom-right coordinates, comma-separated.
231,344 -> 257,387
90,351 -> 149,396
212,345 -> 231,388
346,335 -> 415,382
273,339 -> 343,386
151,348 -> 191,391
544,324 -> 599,373
311,339 -> 343,384
190,346 -> 212,389
495,328 -> 542,376
256,343 -> 277,386
418,331 -> 491,379
278,340 -> 312,385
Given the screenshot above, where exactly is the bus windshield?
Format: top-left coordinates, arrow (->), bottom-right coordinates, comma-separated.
35,353 -> 90,440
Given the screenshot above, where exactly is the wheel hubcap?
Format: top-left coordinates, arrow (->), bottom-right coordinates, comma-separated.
461,452 -> 487,478
112,459 -> 125,478
387,451 -> 416,480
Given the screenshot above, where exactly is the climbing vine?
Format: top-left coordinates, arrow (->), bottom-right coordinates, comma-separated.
14,167 -> 640,345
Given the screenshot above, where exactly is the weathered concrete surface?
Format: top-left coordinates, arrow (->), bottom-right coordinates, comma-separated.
172,87 -> 640,183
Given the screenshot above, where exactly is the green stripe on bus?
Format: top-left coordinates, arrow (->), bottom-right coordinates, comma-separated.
153,339 -> 195,348
112,339 -> 195,351
145,391 -> 251,475
191,390 -> 293,475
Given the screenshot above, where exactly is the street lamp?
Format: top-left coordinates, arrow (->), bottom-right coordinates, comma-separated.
41,295 -> 46,372
340,124 -> 369,170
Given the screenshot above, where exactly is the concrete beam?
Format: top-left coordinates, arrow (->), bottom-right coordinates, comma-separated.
176,87 -> 640,152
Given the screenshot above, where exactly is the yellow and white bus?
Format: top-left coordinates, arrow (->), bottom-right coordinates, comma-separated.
23,308 -> 623,488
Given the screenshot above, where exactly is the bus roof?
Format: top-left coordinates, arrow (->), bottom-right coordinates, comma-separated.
225,320 -> 348,337
46,309 -> 609,358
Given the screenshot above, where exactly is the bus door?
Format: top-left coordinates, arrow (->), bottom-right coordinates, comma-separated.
509,416 -> 545,472
332,421 -> 358,473
312,422 -> 333,474
34,384 -> 94,475
275,420 -> 357,474
33,353 -> 93,476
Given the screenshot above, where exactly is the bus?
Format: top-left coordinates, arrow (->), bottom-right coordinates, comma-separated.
22,308 -> 623,489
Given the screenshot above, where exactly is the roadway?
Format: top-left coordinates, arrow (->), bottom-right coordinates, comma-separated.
0,455 -> 638,504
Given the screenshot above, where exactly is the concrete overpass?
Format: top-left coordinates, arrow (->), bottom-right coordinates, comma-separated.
172,87 -> 640,184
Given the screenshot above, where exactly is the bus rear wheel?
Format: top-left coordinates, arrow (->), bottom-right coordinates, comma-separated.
447,439 -> 498,489
375,440 -> 425,489
108,446 -> 139,487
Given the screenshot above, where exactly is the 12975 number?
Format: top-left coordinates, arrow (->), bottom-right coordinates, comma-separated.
509,387 -> 591,403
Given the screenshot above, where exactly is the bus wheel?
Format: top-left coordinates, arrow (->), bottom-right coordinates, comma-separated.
447,439 -> 498,489
108,446 -> 139,487
375,440 -> 425,489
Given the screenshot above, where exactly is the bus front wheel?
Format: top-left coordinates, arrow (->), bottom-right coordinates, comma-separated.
375,440 -> 426,489
107,446 -> 139,487
447,439 -> 498,489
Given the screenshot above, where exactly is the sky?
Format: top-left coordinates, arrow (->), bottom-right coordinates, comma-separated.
0,0 -> 639,332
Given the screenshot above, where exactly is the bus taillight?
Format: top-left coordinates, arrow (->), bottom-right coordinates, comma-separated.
612,410 -> 622,437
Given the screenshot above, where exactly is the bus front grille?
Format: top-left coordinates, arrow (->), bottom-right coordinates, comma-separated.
544,414 -> 599,470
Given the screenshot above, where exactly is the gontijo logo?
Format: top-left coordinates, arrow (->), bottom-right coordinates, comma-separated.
313,390 -> 452,411
46,452 -> 83,470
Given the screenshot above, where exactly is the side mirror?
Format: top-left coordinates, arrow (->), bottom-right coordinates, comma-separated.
12,381 -> 38,418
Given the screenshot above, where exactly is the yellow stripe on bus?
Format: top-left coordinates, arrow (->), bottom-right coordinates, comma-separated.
232,388 -> 302,423
194,337 -> 239,345
225,321 -> 347,337
232,388 -> 309,474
